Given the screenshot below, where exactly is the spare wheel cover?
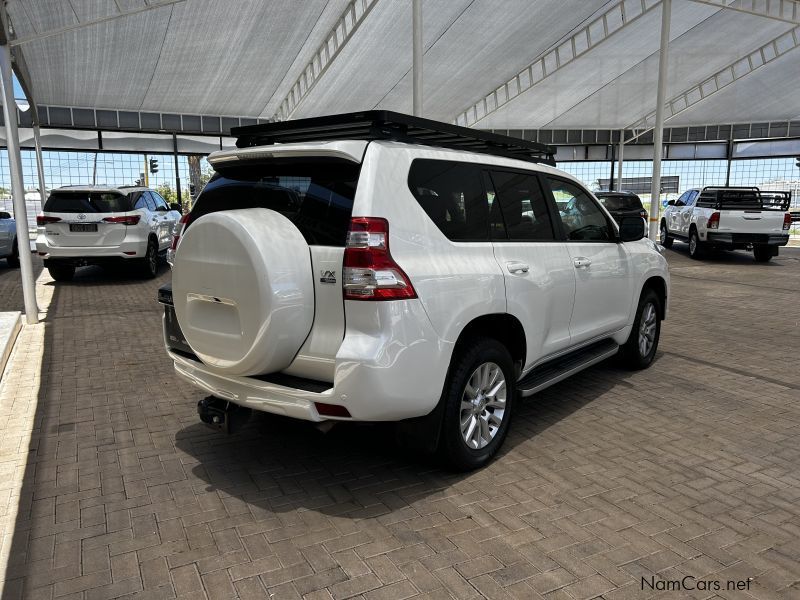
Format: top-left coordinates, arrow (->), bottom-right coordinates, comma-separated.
172,208 -> 313,376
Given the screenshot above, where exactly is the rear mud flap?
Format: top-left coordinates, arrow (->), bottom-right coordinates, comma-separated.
197,396 -> 252,434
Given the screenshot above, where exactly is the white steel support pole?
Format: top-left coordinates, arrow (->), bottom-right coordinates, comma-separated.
33,123 -> 48,220
412,0 -> 423,116
617,134 -> 625,191
648,0 -> 671,240
31,125 -> 47,203
0,43 -> 38,323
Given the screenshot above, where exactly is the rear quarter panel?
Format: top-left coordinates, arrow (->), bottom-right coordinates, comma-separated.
352,142 -> 506,345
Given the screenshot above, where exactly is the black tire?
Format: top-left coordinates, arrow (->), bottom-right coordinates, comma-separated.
140,238 -> 159,278
619,289 -> 661,370
438,338 -> 516,471
48,264 -> 75,282
753,245 -> 773,262
6,239 -> 19,267
688,228 -> 705,260
659,222 -> 673,248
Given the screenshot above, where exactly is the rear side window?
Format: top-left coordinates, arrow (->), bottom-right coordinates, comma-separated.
408,160 -> 490,241
489,170 -> 556,241
44,191 -> 131,213
192,159 -> 360,247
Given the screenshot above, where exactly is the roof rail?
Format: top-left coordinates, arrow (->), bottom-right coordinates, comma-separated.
231,110 -> 556,166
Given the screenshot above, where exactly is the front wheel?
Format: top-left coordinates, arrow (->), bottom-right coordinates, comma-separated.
753,245 -> 773,262
688,229 -> 705,260
48,264 -> 75,282
6,239 -> 19,267
438,338 -> 516,471
619,289 -> 661,369
659,222 -> 673,248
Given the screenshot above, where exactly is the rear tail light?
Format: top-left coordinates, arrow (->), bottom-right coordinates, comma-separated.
343,217 -> 417,300
784,213 -> 792,231
707,212 -> 720,229
37,215 -> 61,226
639,209 -> 648,219
103,215 -> 140,225
171,214 -> 190,251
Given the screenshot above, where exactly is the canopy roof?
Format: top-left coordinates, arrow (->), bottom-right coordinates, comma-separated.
5,0 -> 800,130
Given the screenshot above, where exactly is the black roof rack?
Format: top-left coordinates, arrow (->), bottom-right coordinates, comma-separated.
231,110 -> 556,166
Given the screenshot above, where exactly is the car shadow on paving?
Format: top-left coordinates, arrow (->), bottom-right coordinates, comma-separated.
0,257 -> 43,313
172,364 -> 625,519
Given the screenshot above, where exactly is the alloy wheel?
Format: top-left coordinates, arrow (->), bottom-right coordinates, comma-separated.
459,361 -> 507,450
638,302 -> 657,357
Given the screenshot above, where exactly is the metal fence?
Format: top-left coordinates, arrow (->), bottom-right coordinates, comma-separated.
1,149 -> 797,237
557,156 -> 800,239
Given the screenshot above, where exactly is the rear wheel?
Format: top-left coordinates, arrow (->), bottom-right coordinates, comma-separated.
753,245 -> 773,262
659,222 -> 673,248
48,264 -> 75,282
139,238 -> 158,278
619,289 -> 661,370
688,229 -> 705,260
438,338 -> 515,471
6,239 -> 19,267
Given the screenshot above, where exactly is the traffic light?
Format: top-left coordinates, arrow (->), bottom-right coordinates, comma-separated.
149,158 -> 159,174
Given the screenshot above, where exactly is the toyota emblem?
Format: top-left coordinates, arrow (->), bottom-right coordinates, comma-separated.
77,213 -> 86,220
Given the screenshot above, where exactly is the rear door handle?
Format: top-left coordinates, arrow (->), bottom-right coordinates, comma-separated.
506,261 -> 529,274
573,257 -> 591,268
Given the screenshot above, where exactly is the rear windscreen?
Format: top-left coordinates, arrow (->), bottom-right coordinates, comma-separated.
44,192 -> 131,213
598,195 -> 642,211
191,159 -> 360,246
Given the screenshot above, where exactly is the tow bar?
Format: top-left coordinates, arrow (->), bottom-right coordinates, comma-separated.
197,396 -> 252,434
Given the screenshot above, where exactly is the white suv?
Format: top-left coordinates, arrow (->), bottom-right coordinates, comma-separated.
161,112 -> 669,470
36,185 -> 182,281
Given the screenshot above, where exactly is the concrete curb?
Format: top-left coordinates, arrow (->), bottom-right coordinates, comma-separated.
0,311 -> 22,381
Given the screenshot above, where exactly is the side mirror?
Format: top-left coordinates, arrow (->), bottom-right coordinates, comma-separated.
169,203 -> 182,212
667,200 -> 675,206
0,211 -> 10,219
619,216 -> 646,242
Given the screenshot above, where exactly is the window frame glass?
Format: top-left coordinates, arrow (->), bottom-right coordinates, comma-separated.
151,191 -> 169,211
544,175 -> 618,244
486,168 -> 560,243
406,159 -> 494,243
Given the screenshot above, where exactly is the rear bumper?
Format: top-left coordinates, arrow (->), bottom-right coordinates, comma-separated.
36,239 -> 147,263
706,232 -> 789,247
166,299 -> 453,422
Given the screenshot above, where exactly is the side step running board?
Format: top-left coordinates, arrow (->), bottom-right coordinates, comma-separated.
517,339 -> 619,397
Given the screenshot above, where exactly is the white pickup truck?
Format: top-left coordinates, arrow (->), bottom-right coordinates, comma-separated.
660,186 -> 791,262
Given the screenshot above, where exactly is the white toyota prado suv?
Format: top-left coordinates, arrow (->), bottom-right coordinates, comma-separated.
160,112 -> 669,470
36,185 -> 182,281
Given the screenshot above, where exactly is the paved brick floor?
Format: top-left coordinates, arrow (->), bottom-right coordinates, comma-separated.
0,246 -> 798,600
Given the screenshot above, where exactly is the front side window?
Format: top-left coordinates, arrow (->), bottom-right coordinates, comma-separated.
490,170 -> 555,241
548,177 -> 612,241
675,191 -> 691,206
408,160 -> 490,241
151,192 -> 169,210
